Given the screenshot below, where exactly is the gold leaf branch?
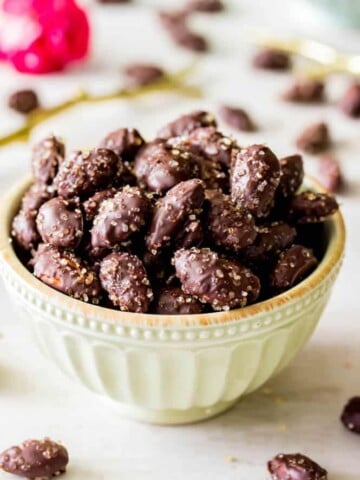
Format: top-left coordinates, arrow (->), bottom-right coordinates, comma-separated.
0,64 -> 202,148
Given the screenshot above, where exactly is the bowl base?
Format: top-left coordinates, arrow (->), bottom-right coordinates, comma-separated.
102,397 -> 239,425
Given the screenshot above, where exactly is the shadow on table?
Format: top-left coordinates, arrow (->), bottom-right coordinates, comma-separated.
195,338 -> 359,432
163,338 -> 359,475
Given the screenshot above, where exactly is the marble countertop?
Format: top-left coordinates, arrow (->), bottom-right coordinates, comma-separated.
0,1 -> 359,478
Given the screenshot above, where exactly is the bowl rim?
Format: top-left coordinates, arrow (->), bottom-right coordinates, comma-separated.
0,174 -> 346,328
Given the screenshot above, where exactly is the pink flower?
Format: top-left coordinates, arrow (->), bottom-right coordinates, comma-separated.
0,0 -> 90,74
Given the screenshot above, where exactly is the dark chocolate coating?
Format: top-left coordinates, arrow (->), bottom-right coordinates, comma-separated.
100,252 -> 153,312
278,154 -> 304,199
316,155 -> 343,193
341,396 -> 360,434
91,186 -> 150,249
282,79 -> 325,103
142,250 -> 173,284
289,191 -> 339,223
8,89 -> 39,114
186,126 -> 235,167
36,197 -> 83,249
231,144 -> 280,217
33,244 -> 101,303
32,135 -> 65,187
153,287 -> 204,314
270,244 -> 318,292
0,438 -> 69,479
218,105 -> 255,132
134,140 -> 199,194
172,27 -> 208,52
167,136 -> 228,191
339,83 -> 360,118
11,183 -> 54,252
204,189 -> 257,252
147,179 -> 205,252
83,188 -> 117,222
253,48 -> 291,70
267,453 -> 328,480
123,63 -> 165,87
11,110 -> 343,313
157,110 -> 217,140
242,221 -> 296,264
11,209 -> 40,251
174,219 -> 204,249
99,128 -> 145,163
158,10 -> 187,33
54,148 -> 123,198
185,0 -> 224,13
21,184 -> 52,212
174,247 -> 260,310
296,122 -> 330,154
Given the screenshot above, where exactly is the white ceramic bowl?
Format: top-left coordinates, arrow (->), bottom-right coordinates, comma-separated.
0,176 -> 345,424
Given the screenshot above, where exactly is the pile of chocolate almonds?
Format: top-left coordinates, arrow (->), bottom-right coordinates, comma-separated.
11,111 -> 339,314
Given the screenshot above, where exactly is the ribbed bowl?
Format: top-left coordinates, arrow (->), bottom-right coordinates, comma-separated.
0,176 -> 345,424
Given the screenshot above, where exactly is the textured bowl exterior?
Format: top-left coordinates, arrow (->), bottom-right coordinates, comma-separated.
0,176 -> 345,424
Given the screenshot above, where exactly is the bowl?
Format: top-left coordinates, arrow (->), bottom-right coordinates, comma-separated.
0,175 -> 345,424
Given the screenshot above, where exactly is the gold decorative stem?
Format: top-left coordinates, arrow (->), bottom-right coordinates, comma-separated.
248,28 -> 360,77
0,65 -> 202,148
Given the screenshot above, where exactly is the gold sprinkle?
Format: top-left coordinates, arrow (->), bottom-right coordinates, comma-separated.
225,456 -> 238,463
0,64 -> 201,148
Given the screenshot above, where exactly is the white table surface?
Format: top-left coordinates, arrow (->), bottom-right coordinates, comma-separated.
0,1 -> 359,478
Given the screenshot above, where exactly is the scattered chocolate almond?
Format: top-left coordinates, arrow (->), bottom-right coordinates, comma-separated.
268,452 -> 328,480
8,89 -> 39,114
339,83 -> 360,118
0,438 -> 69,479
185,0 -> 224,13
316,154 -> 343,193
296,122 -> 330,154
282,78 -> 325,103
172,27 -> 208,52
218,105 -> 256,132
341,396 -> 360,434
123,63 -> 165,87
253,48 -> 291,71
158,10 -> 187,33
158,8 -> 208,52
